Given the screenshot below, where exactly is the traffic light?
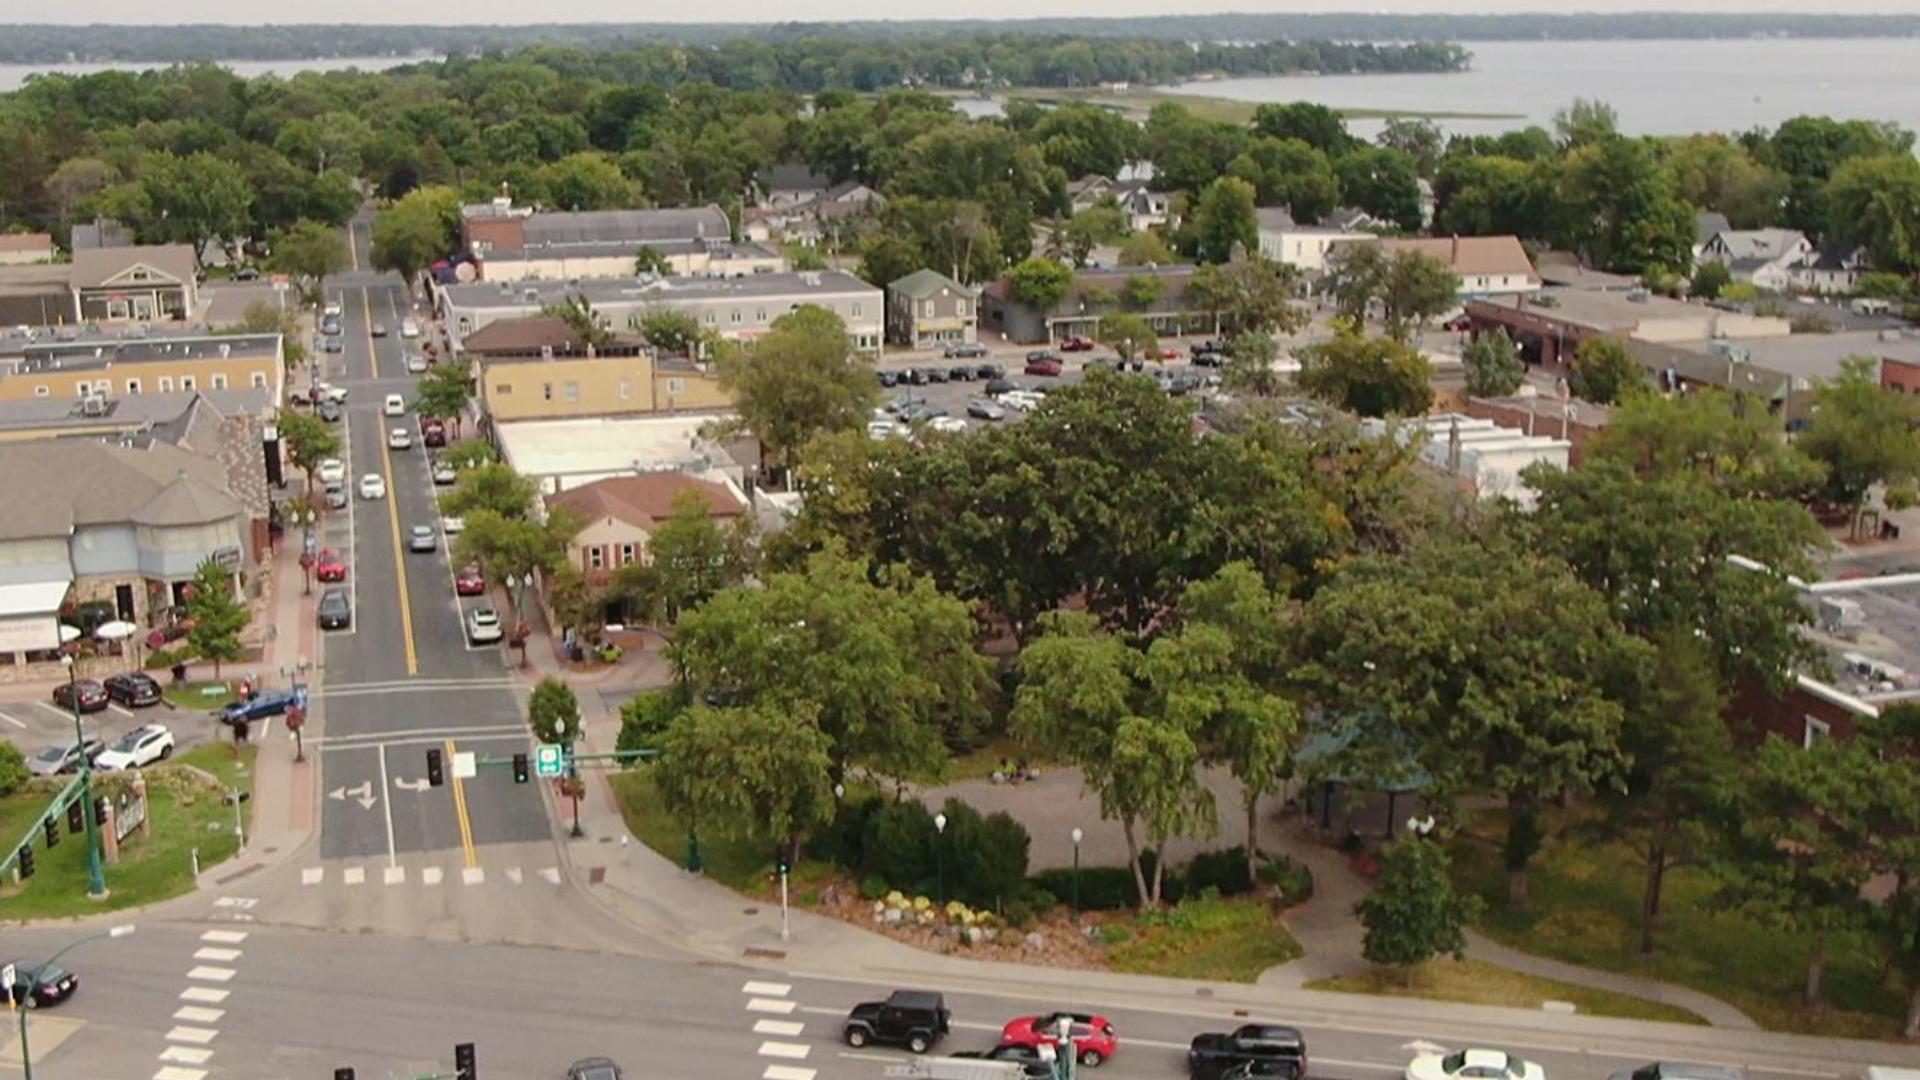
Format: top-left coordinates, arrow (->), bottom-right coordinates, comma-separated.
66,799 -> 83,834
512,753 -> 529,784
454,1041 -> 476,1080
334,1069 -> 356,1080
426,748 -> 444,787
42,815 -> 58,848
95,796 -> 109,827
16,843 -> 33,879
775,838 -> 795,875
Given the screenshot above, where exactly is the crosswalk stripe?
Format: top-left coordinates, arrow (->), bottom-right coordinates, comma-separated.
301,867 -> 323,885
747,998 -> 797,1015
212,896 -> 257,909
463,867 -> 484,885
173,1006 -> 224,1024
743,981 -> 792,996
758,1042 -> 810,1060
186,967 -> 235,983
539,867 -> 562,884
154,1067 -> 209,1080
199,930 -> 248,944
762,1067 -> 816,1080
193,947 -> 241,962
422,867 -> 443,885
384,866 -> 405,885
159,1045 -> 213,1064
753,1019 -> 804,1037
179,987 -> 229,1004
165,1026 -> 218,1045
343,867 -> 365,886
506,866 -> 523,884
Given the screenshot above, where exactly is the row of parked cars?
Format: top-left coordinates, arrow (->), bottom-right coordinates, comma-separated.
881,363 -> 1006,388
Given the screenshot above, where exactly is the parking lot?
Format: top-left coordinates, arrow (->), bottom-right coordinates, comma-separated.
872,349 -> 1224,434
0,679 -> 225,767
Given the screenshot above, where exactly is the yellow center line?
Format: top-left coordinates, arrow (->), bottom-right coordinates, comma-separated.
447,738 -> 478,869
367,287 -> 417,676
363,285 -> 380,380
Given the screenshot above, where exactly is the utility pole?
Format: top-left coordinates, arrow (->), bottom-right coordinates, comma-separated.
61,654 -> 106,899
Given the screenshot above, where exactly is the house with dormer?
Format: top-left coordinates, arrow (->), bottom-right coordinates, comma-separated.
1696,228 -> 1815,292
70,245 -> 198,323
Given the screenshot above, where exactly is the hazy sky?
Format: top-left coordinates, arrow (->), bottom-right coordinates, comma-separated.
31,0 -> 1920,23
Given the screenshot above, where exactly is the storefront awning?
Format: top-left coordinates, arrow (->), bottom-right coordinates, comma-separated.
0,579 -> 73,653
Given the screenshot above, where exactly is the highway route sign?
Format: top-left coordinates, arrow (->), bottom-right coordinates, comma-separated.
534,743 -> 564,778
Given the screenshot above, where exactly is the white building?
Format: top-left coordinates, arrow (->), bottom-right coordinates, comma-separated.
1255,209 -> 1374,273
1365,413 -> 1570,511
1696,228 -> 1815,292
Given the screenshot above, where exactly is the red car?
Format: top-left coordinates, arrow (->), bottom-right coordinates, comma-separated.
52,679 -> 109,714
315,548 -> 348,583
1000,1012 -> 1117,1067
1024,357 -> 1063,377
1154,346 -> 1182,360
1058,336 -> 1095,352
422,419 -> 447,448
455,562 -> 487,596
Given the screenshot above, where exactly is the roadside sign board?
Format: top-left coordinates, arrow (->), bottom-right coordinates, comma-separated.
292,682 -> 309,711
534,743 -> 564,778
1,963 -> 14,1001
452,751 -> 476,780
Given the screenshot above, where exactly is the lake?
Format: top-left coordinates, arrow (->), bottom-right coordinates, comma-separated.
0,56 -> 426,92
1172,38 -> 1920,138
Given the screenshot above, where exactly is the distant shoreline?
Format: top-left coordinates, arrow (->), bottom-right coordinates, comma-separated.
986,85 -> 1524,127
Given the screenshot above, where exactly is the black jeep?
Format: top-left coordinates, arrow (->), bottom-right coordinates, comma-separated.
843,989 -> 951,1053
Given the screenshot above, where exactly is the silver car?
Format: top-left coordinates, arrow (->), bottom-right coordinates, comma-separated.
26,737 -> 105,777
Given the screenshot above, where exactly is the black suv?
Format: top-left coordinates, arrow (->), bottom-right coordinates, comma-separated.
843,989 -> 950,1053
104,672 -> 162,707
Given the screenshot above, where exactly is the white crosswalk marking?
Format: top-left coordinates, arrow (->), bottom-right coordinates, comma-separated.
762,1067 -> 816,1080
539,867 -> 562,884
384,866 -> 405,885
164,1025 -> 218,1045
462,867 -> 484,885
159,1046 -> 214,1064
186,967 -> 235,983
343,866 -> 365,886
758,1042 -> 810,1060
422,867 -> 443,885
193,947 -> 241,962
199,930 -> 248,944
753,1019 -> 804,1037
179,987 -> 229,1004
212,896 -> 257,909
173,1006 -> 224,1024
505,866 -> 523,884
153,1066 -> 209,1080
743,981 -> 792,996
746,998 -> 797,1014
301,867 -> 323,885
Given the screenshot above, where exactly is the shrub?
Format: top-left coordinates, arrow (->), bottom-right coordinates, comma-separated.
616,685 -> 689,762
146,645 -> 191,671
863,799 -> 938,889
1032,865 -> 1139,911
811,796 -> 880,871
941,798 -> 1031,909
0,741 -> 26,797
1181,847 -> 1256,898
1258,854 -> 1315,903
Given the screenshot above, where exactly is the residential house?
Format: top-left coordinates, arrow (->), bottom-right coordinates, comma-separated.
0,438 -> 253,679
982,263 -> 1202,344
462,315 -> 729,423
1692,211 -> 1731,263
1255,208 -> 1373,274
1364,236 -> 1541,297
437,270 -> 884,355
1113,181 -> 1172,233
70,244 -> 199,323
0,234 -> 55,266
741,182 -> 884,249
1789,244 -> 1869,296
886,269 -> 980,349
0,265 -> 80,326
546,473 -> 747,587
758,164 -> 832,211
0,333 -> 285,403
1696,228 -> 1815,291
1324,207 -> 1384,233
1068,175 -> 1117,214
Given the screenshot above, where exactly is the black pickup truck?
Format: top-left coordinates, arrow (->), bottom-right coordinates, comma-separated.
1188,1024 -> 1308,1080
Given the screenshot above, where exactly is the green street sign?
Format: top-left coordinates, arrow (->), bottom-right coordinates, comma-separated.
534,743 -> 565,778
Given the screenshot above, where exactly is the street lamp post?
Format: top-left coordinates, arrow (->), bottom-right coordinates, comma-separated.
562,715 -> 583,839
934,812 -> 948,906
60,655 -> 107,900
13,925 -> 134,1080
299,510 -> 316,596
1070,827 -> 1083,921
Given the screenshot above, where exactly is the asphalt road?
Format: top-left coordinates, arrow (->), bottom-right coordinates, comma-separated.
309,275 -> 547,866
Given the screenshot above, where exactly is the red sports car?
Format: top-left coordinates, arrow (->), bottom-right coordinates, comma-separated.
1024,358 -> 1063,377
1058,336 -> 1095,352
1000,1012 -> 1117,1067
315,548 -> 348,583
455,563 -> 487,596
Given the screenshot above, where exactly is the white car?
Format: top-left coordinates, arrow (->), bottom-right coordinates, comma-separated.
927,416 -> 968,434
384,394 -> 406,417
466,607 -> 504,644
323,301 -> 343,319
400,318 -> 421,339
317,383 -> 348,404
441,514 -> 464,534
388,427 -> 413,450
317,458 -> 346,485
358,473 -> 386,500
1407,1049 -> 1546,1080
94,724 -> 175,770
405,353 -> 429,374
867,420 -> 905,440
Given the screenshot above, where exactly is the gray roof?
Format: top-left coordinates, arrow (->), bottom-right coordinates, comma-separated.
1694,211 -> 1731,246
0,439 -> 239,541
478,237 -> 778,265
0,388 -> 272,435
0,320 -> 227,360
1256,207 -> 1298,231
1706,228 -> 1809,262
14,334 -> 280,375
1671,330 -> 1920,385
763,164 -> 829,194
888,268 -> 977,300
442,269 -> 878,311
0,264 -> 74,297
69,244 -> 197,290
522,207 -> 730,247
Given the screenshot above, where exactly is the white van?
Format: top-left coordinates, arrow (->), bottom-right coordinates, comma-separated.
400,318 -> 421,339
384,394 -> 406,417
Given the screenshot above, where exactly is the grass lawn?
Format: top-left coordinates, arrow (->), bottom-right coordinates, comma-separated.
162,679 -> 237,712
1450,809 -> 1904,1040
606,768 -> 834,898
945,735 -> 1053,783
1106,896 -> 1303,982
1308,958 -> 1705,1025
0,744 -> 255,919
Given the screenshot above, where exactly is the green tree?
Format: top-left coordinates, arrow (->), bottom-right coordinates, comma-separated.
1097,312 -> 1157,365
539,151 -> 636,211
1377,118 -> 1444,178
715,305 -> 878,479
1326,245 -> 1458,342
1587,389 -> 1824,500
654,702 -> 836,844
1433,155 -> 1552,240
141,150 -> 255,269
1220,331 -> 1283,397
185,557 -> 247,677
412,359 -> 474,439
1184,258 -> 1305,337
526,676 -> 581,746
439,461 -> 539,521
1226,137 -> 1338,222
268,219 -> 348,305
638,310 -> 704,356
1690,260 -> 1732,300
612,489 -> 756,627
1799,356 -> 1920,535
542,294 -> 615,352
1117,231 -> 1175,267
1568,335 -> 1645,405
1663,135 -> 1788,229
1251,102 -> 1355,156
1119,274 -> 1165,311
1004,256 -> 1074,312
1335,147 -> 1424,232
633,245 -> 672,276
1296,322 -> 1433,418
1553,97 -> 1620,147
439,440 -> 497,472
617,685 -> 688,758
221,300 -> 308,371
278,408 -> 340,499
1188,176 -> 1259,264
1823,154 -> 1920,274
453,510 -> 578,621
1462,328 -> 1525,398
1355,836 -> 1481,983
371,184 -> 460,290
1764,114 -> 1915,233
1556,137 -> 1694,274
0,741 -> 28,798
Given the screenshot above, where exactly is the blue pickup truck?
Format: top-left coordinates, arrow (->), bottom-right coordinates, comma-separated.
211,689 -> 296,728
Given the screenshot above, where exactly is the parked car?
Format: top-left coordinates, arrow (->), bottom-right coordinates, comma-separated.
324,483 -> 348,510
905,368 -> 931,386
431,460 -> 458,485
843,989 -> 951,1053
983,378 -> 1018,396
317,587 -> 352,630
213,689 -> 296,728
1407,1050 -> 1545,1080
51,679 -> 109,714
388,426 -> 413,450
359,474 -> 386,500
1058,336 -> 1095,352
1023,357 -> 1062,377
924,366 -> 949,383
1607,1065 -> 1744,1080
323,301 -> 343,318
409,525 -> 436,553
1192,350 -> 1226,367
1000,1013 -> 1116,1067
104,672 -> 162,708
322,336 -> 344,353
868,420 -> 906,440
406,353 -> 429,374
315,548 -> 348,583
232,267 -> 260,282
317,399 -> 342,423
26,737 -> 106,777
927,416 -> 968,434
317,458 -> 347,485
422,419 -> 446,447
878,370 -> 899,388
466,607 -> 505,644
974,364 -> 1004,380
4,961 -> 77,1008
441,515 -> 465,534
316,383 -> 348,404
1189,1024 -> 1307,1080
948,1045 -> 1054,1078
944,342 -> 989,359
320,316 -> 343,336
455,563 -> 487,596
94,724 -> 175,770
566,1059 -> 624,1080
370,323 -> 388,338
400,317 -> 421,338
967,399 -> 1006,421
948,365 -> 975,381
